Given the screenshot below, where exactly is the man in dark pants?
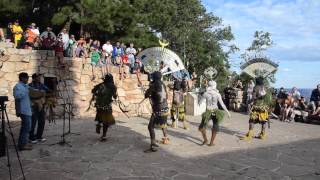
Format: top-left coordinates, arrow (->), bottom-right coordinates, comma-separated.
29,73 -> 48,143
13,72 -> 33,150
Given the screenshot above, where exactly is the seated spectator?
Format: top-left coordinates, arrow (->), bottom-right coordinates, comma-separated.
75,40 -> 88,58
24,26 -> 37,49
33,36 -> 42,50
291,87 -> 301,102
12,20 -> 23,48
296,97 -> 307,111
91,40 -> 100,50
112,42 -> 124,65
30,23 -> 40,37
42,32 -> 55,50
6,23 -> 13,43
310,84 -> 320,112
126,43 -> 137,69
280,93 -> 295,122
40,27 -> 56,41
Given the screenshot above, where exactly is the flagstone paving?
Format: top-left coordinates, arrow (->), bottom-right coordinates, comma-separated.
1,112 -> 320,180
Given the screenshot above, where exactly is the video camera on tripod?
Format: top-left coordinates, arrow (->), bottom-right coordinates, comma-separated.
0,96 -> 9,157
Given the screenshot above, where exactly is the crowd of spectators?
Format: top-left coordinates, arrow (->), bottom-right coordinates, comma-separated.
1,20 -> 145,83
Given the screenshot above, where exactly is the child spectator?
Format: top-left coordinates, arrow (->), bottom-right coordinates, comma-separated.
12,20 -> 23,48
55,35 -> 65,68
30,23 -> 40,37
90,48 -> 101,80
24,26 -> 37,49
42,32 -> 55,50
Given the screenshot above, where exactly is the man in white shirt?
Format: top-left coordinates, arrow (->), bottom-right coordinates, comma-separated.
102,41 -> 113,73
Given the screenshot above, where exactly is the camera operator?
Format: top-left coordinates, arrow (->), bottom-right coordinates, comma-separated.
13,72 -> 33,151
29,73 -> 48,144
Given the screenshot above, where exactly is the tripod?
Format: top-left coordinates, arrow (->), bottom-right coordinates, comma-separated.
50,103 -> 72,147
64,102 -> 80,136
0,102 -> 25,180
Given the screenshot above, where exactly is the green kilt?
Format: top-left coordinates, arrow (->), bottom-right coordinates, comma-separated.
199,109 -> 224,130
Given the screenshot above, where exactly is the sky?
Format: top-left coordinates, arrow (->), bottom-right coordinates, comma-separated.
202,0 -> 320,88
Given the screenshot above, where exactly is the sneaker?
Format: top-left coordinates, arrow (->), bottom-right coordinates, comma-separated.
37,138 -> 46,143
30,139 -> 38,144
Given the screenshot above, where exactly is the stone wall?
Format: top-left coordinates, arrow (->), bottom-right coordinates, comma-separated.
0,42 -> 170,119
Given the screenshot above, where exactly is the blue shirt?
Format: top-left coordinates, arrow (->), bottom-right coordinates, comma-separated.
13,82 -> 32,116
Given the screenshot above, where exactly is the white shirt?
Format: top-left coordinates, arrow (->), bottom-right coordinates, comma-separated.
126,47 -> 137,55
102,44 -> 113,54
31,28 -> 40,36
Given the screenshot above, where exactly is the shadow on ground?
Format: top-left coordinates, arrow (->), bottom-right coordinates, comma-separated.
1,117 -> 320,180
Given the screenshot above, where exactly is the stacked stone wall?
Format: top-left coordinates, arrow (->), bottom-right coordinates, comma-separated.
0,42 -> 173,119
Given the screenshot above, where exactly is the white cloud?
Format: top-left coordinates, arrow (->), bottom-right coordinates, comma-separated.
203,0 -> 320,62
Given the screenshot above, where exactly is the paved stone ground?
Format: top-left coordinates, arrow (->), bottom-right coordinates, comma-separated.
1,112 -> 320,180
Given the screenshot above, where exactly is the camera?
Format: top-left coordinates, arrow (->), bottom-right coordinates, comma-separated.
0,96 -> 8,102
0,96 -> 8,103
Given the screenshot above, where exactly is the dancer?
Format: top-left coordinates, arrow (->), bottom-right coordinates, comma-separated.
144,71 -> 169,152
241,77 -> 271,140
91,74 -> 117,141
170,79 -> 188,129
198,80 -> 231,146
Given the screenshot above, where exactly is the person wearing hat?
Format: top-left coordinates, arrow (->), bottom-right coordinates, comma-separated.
90,74 -> 117,141
198,80 -> 231,146
144,71 -> 170,152
30,23 -> 40,36
40,27 -> 56,41
28,73 -> 48,143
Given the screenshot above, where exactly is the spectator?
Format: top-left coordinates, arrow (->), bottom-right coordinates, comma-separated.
66,34 -> 76,57
29,73 -> 48,143
102,40 -> 113,73
234,79 -> 243,89
132,58 -> 143,87
126,43 -> 137,69
59,28 -> 69,56
291,87 -> 301,102
75,37 -> 88,57
310,84 -> 320,112
90,48 -> 101,80
12,20 -> 23,48
112,42 -> 125,64
296,97 -> 307,111
30,23 -> 40,37
40,27 -> 56,41
13,72 -> 33,151
54,35 -> 65,67
91,40 -> 100,49
33,36 -> 42,50
280,93 -> 295,122
41,32 -> 55,50
6,22 -> 14,43
24,26 -> 37,49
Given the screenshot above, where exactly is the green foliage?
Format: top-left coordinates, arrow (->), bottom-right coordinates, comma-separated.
0,0 -> 236,90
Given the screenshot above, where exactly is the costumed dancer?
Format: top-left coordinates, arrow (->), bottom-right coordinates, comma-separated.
91,74 -> 117,141
198,80 -> 231,146
241,77 -> 270,140
170,79 -> 188,129
144,71 -> 170,152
